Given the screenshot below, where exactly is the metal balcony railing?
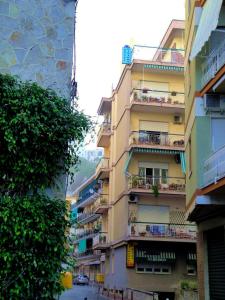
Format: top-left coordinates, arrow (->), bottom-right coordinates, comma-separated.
75,249 -> 101,258
132,45 -> 184,65
93,232 -> 108,247
93,195 -> 109,212
129,131 -> 184,148
130,88 -> 184,105
95,158 -> 110,175
97,122 -> 111,138
128,222 -> 197,240
128,175 -> 185,193
202,39 -> 225,88
203,144 -> 225,187
77,179 -> 101,205
73,227 -> 101,241
77,212 -> 100,224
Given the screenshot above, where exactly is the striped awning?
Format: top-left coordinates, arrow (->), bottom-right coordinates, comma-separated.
133,147 -> 183,155
144,64 -> 183,72
190,0 -> 223,59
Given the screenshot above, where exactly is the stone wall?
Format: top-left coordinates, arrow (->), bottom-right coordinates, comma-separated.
0,0 -> 76,98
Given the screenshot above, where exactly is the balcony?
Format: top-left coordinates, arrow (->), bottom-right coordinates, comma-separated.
97,122 -> 111,147
93,233 -> 109,250
130,89 -> 184,114
95,157 -> 110,179
201,39 -> 225,90
128,175 -> 185,195
129,131 -> 184,151
132,45 -> 184,66
75,249 -> 102,260
72,227 -> 101,243
77,179 -> 101,207
203,145 -> 225,187
128,222 -> 196,242
77,212 -> 100,225
93,195 -> 110,214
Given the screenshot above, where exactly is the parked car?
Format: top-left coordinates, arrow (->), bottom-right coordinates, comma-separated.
73,274 -> 89,285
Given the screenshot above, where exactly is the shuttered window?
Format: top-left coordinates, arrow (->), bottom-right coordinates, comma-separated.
139,121 -> 168,132
207,226 -> 225,299
138,205 -> 169,223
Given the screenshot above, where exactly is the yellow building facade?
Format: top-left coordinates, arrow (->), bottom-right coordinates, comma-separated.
72,20 -> 197,300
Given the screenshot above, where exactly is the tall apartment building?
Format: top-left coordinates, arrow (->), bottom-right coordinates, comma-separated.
72,20 -> 197,300
185,1 -> 225,299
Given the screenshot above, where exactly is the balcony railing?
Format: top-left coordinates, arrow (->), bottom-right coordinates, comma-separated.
129,131 -> 184,148
77,212 -> 100,224
130,89 -> 184,106
77,179 -> 101,205
73,227 -> 101,241
97,122 -> 111,137
128,175 -> 185,193
203,145 -> 225,187
93,232 -> 108,247
75,249 -> 101,258
128,222 -> 197,241
95,157 -> 110,175
202,39 -> 225,88
93,195 -> 109,213
132,45 -> 184,65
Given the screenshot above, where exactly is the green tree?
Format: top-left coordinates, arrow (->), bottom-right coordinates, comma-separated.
0,74 -> 92,299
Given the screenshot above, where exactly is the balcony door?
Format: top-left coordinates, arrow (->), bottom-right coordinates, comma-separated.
139,162 -> 168,185
139,121 -> 169,146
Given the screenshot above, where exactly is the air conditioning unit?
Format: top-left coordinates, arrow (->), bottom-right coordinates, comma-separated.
204,94 -> 225,112
174,115 -> 182,124
129,194 -> 139,203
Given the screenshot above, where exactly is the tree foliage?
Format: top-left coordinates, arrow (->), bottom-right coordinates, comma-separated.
0,74 -> 92,194
0,74 -> 92,299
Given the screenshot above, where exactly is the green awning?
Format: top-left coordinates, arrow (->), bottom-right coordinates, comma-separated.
180,152 -> 186,174
144,64 -> 183,72
190,0 -> 223,59
133,147 -> 183,155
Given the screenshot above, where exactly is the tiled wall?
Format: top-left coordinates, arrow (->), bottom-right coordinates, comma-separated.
0,0 -> 75,98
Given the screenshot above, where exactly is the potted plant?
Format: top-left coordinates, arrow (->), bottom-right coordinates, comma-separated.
142,95 -> 148,102
180,280 -> 198,299
133,91 -> 138,101
131,176 -> 139,188
139,231 -> 147,237
152,184 -> 159,197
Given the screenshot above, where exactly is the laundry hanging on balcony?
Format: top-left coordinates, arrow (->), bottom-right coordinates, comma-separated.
190,0 -> 223,60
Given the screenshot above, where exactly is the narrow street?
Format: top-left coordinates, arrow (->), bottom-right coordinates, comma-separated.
59,284 -> 107,300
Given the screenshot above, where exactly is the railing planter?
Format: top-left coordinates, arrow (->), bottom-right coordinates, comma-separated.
128,175 -> 185,193
129,131 -> 184,148
128,222 -> 197,240
130,88 -> 184,106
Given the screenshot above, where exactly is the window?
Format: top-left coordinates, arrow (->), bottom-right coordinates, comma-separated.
136,264 -> 171,274
139,166 -> 168,185
138,205 -> 169,223
187,264 -> 196,275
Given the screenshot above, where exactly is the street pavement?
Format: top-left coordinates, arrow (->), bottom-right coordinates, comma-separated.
59,284 -> 107,300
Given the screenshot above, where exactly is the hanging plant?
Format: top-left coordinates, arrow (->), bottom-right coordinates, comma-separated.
152,184 -> 159,197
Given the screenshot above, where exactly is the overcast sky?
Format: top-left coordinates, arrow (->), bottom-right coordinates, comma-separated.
76,0 -> 185,146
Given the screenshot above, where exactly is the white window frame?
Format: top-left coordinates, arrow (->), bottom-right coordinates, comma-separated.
136,263 -> 172,275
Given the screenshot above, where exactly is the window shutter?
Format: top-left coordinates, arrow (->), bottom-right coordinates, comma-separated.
139,121 -> 168,132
